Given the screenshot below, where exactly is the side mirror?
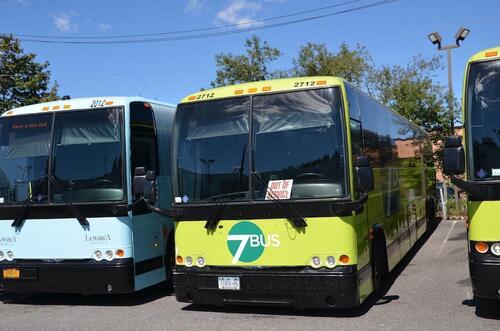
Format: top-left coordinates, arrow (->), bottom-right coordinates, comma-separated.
443,136 -> 465,175
133,167 -> 146,197
144,170 -> 158,204
356,156 -> 374,192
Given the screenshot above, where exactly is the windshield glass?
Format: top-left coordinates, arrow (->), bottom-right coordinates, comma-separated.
467,59 -> 500,180
173,87 -> 347,203
0,107 -> 124,205
174,97 -> 250,203
253,88 -> 346,199
0,114 -> 52,204
51,108 -> 124,202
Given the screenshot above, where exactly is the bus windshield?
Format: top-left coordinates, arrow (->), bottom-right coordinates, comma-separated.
467,59 -> 500,180
0,108 -> 124,204
173,87 -> 347,203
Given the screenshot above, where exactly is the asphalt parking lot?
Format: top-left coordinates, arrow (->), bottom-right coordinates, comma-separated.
1,220 -> 499,330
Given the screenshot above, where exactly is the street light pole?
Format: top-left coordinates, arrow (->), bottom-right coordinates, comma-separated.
427,27 -> 470,220
444,45 -> 456,132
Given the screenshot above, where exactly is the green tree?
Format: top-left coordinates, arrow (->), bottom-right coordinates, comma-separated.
210,35 -> 282,88
0,35 -> 58,113
292,42 -> 373,89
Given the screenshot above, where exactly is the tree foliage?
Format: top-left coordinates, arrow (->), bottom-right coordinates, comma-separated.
210,35 -> 282,88
0,35 -> 58,113
292,42 -> 372,89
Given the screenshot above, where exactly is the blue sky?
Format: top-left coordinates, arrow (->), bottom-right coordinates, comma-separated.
1,0 -> 499,104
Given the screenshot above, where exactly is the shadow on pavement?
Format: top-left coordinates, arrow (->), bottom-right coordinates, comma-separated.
0,283 -> 173,307
182,220 -> 441,318
462,298 -> 500,320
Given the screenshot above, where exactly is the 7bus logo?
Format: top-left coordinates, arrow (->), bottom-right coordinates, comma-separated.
227,221 -> 280,264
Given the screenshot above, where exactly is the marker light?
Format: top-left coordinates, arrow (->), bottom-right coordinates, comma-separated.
486,51 -> 498,58
105,250 -> 113,260
185,256 -> 193,267
197,256 -> 205,267
311,256 -> 321,267
491,243 -> 500,256
475,242 -> 489,254
326,256 -> 336,267
339,255 -> 350,264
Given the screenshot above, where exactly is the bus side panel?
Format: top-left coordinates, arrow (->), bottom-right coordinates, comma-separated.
342,82 -> 372,302
128,103 -> 176,291
357,88 -> 428,273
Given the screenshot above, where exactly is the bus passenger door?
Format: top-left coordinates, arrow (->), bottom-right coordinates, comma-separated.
129,102 -> 165,290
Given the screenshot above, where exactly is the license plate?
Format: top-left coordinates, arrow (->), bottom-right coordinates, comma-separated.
218,276 -> 240,290
3,268 -> 20,279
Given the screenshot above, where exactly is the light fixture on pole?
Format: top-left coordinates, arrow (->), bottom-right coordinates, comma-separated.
427,31 -> 443,49
427,27 -> 470,221
426,27 -> 471,132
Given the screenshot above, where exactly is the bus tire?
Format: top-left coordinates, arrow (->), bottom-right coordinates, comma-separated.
372,225 -> 389,293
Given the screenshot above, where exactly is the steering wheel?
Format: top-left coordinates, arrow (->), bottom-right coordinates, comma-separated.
294,172 -> 328,180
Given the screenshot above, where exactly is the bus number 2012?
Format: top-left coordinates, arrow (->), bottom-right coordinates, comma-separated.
90,100 -> 107,108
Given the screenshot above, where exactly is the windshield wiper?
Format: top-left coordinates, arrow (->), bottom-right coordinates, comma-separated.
11,196 -> 35,228
251,172 -> 307,228
204,166 -> 245,230
47,175 -> 89,226
205,144 -> 247,230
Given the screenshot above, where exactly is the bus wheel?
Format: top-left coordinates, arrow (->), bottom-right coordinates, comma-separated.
372,226 -> 389,293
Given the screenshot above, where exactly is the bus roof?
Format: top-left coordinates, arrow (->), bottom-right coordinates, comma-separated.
179,76 -> 345,104
1,96 -> 175,117
468,46 -> 500,63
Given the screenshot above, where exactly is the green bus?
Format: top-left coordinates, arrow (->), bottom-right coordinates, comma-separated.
171,77 -> 435,308
444,46 -> 500,300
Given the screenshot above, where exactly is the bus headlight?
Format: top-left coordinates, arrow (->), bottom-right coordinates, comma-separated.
326,256 -> 336,268
311,256 -> 321,268
94,250 -> 103,261
197,256 -> 205,267
105,250 -> 114,261
185,256 -> 193,267
6,251 -> 13,261
491,243 -> 500,256
0,251 -> 4,261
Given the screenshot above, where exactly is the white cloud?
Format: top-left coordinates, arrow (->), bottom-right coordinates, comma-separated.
186,0 -> 205,13
216,0 -> 263,28
52,12 -> 78,33
99,23 -> 112,31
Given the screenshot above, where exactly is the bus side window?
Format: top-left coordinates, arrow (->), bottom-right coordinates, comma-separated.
130,102 -> 159,200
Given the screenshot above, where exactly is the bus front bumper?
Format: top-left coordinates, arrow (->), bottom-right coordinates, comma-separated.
469,253 -> 500,300
0,258 -> 134,294
173,265 -> 359,309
